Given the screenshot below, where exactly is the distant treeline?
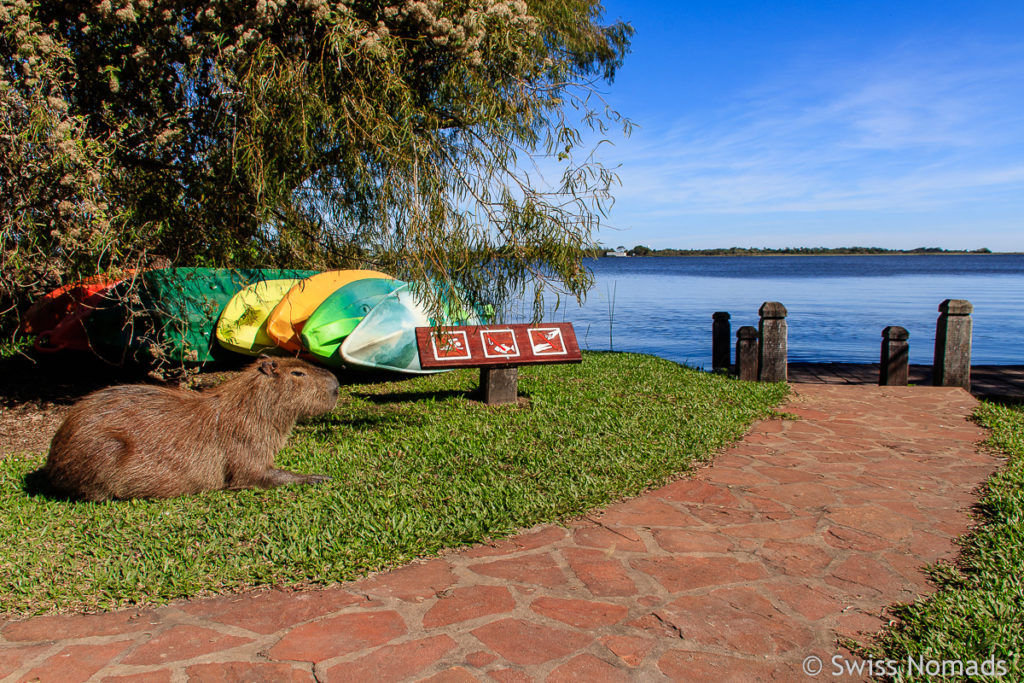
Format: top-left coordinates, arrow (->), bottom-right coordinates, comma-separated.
589,246 -> 995,257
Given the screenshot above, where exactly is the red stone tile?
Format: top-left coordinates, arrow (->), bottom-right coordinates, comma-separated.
746,483 -> 836,508
823,525 -> 891,552
181,588 -> 364,635
530,596 -> 628,628
462,527 -> 567,559
185,661 -> 315,682
752,465 -> 824,484
599,635 -> 655,667
123,626 -> 252,666
825,556 -> 906,599
468,553 -> 567,588
422,586 -> 516,629
545,653 -> 629,682
18,641 -> 133,683
657,587 -> 813,655
267,610 -> 406,663
562,548 -> 637,597
826,506 -> 915,542
597,498 -> 698,527
655,479 -> 742,508
323,634 -> 456,682
419,667 -> 481,682
0,645 -> 50,679
471,618 -> 591,666
657,649 -> 781,682
3,610 -> 154,641
688,505 -> 758,525
571,525 -> 646,553
465,651 -> 497,667
103,672 -> 173,683
487,670 -> 534,683
357,560 -> 457,602
832,610 -> 887,638
631,555 -> 768,593
727,516 -> 817,540
757,540 -> 835,576
651,528 -> 734,553
763,580 -> 846,621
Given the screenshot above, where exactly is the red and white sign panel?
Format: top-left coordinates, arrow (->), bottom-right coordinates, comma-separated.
416,323 -> 581,369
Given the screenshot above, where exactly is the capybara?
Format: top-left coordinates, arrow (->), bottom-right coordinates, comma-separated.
43,357 -> 340,501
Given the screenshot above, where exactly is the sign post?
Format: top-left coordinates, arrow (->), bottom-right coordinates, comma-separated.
415,323 -> 582,405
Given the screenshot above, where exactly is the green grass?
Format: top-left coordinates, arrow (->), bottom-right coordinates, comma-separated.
0,351 -> 787,615
855,401 -> 1024,680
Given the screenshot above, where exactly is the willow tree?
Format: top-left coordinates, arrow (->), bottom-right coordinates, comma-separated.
1,0 -> 632,337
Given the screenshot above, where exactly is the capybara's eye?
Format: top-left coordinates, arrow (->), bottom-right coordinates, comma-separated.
291,370 -> 305,377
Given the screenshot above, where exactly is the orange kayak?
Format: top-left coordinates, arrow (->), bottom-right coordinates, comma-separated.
265,270 -> 392,353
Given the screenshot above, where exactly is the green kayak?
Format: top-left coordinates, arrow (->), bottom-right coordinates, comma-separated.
83,268 -> 317,363
300,277 -> 406,366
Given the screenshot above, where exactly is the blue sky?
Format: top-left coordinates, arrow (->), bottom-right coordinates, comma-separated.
585,0 -> 1024,251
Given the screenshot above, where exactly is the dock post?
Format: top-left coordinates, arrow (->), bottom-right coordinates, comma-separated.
712,312 -> 731,372
933,299 -> 972,391
736,326 -> 759,382
879,326 -> 910,386
758,302 -> 788,382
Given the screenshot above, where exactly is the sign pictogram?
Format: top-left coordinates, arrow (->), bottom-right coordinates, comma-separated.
480,328 -> 520,359
430,330 -> 471,360
527,327 -> 567,356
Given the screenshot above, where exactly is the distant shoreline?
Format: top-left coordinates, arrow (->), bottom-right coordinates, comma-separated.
594,247 -> 1019,257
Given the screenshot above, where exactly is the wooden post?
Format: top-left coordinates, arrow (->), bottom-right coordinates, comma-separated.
480,367 -> 518,405
879,326 -> 909,386
712,312 -> 731,372
933,299 -> 972,390
736,326 -> 759,382
758,302 -> 788,382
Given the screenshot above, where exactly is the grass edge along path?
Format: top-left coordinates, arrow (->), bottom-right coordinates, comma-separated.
854,401 -> 1024,681
0,351 -> 788,615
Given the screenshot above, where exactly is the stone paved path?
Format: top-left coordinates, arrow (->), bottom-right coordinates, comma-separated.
0,385 -> 1001,682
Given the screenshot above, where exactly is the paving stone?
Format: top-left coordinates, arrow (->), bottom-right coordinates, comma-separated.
571,524 -> 646,553
181,588 -> 364,635
465,650 -> 498,667
822,525 -> 891,552
545,653 -> 630,682
422,585 -> 516,629
763,580 -> 847,621
419,666 -> 481,682
122,626 -> 252,666
462,527 -> 567,559
185,661 -> 316,682
0,644 -> 50,679
471,619 -> 591,666
18,641 -> 134,683
826,556 -> 907,599
599,635 -> 655,667
322,634 -> 457,682
530,596 -> 628,628
727,516 -> 817,541
651,527 -> 734,553
103,671 -> 174,683
657,649 -> 782,682
357,560 -> 457,602
757,540 -> 835,576
631,555 -> 768,593
468,553 -> 568,588
826,506 -> 915,543
657,587 -> 813,655
597,497 -> 699,527
3,610 -> 154,642
267,610 -> 406,663
655,479 -> 743,508
487,669 -> 535,683
562,548 -> 637,597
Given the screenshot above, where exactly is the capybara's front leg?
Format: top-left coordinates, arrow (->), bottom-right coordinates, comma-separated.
228,468 -> 331,491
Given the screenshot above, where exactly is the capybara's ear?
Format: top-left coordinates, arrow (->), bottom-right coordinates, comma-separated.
259,358 -> 279,376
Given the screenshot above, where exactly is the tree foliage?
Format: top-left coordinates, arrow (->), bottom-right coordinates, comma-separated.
0,0 -> 632,337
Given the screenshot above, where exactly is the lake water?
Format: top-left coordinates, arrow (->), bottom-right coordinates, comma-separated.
516,254 -> 1024,368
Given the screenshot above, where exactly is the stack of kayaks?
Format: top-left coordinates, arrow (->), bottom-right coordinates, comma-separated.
22,267 -> 488,373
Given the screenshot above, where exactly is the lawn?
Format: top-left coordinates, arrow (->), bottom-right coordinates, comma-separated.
0,351 -> 788,615
856,400 -> 1024,680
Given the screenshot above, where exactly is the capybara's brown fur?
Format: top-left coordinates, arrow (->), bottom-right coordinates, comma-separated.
43,357 -> 340,501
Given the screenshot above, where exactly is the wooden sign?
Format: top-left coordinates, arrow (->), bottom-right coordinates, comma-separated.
416,323 -> 581,370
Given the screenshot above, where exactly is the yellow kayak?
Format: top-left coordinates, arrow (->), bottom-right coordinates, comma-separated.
265,270 -> 392,353
216,279 -> 304,356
